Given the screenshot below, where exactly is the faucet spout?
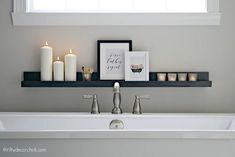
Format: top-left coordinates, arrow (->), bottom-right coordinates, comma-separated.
112,82 -> 122,114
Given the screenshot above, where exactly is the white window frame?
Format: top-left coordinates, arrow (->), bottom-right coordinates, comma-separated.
12,0 -> 221,26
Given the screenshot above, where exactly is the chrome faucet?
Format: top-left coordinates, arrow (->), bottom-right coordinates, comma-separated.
132,95 -> 150,114
112,82 -> 122,114
83,94 -> 100,114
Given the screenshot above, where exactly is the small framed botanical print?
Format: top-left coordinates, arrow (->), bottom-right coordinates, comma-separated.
98,40 -> 132,80
125,51 -> 149,81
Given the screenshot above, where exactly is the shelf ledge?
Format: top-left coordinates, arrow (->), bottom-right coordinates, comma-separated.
21,72 -> 212,88
21,81 -> 212,88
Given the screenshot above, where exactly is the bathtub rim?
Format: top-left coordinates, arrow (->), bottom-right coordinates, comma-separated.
0,112 -> 235,118
0,112 -> 235,139
1,130 -> 235,140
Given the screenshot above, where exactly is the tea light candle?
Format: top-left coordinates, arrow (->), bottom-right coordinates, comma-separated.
168,73 -> 177,81
65,49 -> 77,81
41,41 -> 53,81
157,73 -> 166,81
178,73 -> 187,81
53,57 -> 64,81
189,73 -> 198,81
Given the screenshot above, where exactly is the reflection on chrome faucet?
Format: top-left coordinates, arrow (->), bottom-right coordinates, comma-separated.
112,82 -> 122,114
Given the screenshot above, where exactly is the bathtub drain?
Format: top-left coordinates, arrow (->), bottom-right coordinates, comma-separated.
109,119 -> 124,129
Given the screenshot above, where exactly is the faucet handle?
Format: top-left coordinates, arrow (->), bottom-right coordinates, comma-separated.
137,95 -> 150,100
132,95 -> 150,114
83,95 -> 94,99
83,95 -> 100,114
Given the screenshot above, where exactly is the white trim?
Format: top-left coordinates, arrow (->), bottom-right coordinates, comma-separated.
13,0 -> 27,12
207,0 -> 220,12
12,13 -> 221,26
12,0 -> 221,26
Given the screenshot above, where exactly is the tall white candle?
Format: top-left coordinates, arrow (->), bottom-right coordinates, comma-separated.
65,49 -> 77,81
41,41 -> 53,81
53,57 -> 64,81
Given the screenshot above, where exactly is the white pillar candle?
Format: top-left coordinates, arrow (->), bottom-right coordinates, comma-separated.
41,41 -> 53,81
53,57 -> 64,81
65,49 -> 77,81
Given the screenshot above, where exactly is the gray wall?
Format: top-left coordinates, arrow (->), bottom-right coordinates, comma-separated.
0,0 -> 234,113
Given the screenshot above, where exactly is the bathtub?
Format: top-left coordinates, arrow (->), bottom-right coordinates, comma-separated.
0,112 -> 235,157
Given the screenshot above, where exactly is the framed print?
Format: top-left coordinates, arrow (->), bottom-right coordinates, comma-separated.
125,51 -> 149,81
98,40 -> 132,80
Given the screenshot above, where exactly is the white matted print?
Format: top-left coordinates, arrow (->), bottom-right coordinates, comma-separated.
99,41 -> 132,80
125,51 -> 149,81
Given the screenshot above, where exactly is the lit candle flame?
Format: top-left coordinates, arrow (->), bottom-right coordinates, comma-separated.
69,49 -> 72,54
45,41 -> 48,46
57,56 -> 60,61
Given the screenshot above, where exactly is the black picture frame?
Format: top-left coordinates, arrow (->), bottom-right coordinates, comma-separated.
97,40 -> 132,80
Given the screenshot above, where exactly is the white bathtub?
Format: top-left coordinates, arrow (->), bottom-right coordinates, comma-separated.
0,112 -> 235,157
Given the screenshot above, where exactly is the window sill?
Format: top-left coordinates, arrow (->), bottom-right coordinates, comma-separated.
11,12 -> 221,26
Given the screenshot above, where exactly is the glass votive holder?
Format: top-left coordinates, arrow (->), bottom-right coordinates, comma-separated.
188,73 -> 198,81
82,73 -> 92,81
168,73 -> 177,81
178,73 -> 187,81
157,73 -> 167,81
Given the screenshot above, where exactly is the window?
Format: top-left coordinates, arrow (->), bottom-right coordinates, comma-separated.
27,0 -> 207,13
12,0 -> 221,26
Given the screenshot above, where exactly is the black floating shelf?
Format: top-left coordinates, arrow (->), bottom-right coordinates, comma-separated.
21,72 -> 212,88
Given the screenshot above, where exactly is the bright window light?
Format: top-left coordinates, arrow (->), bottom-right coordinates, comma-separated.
27,0 -> 207,13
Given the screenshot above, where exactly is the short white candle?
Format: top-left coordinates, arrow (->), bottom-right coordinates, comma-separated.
53,57 -> 64,81
65,49 -> 77,81
41,41 -> 53,81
